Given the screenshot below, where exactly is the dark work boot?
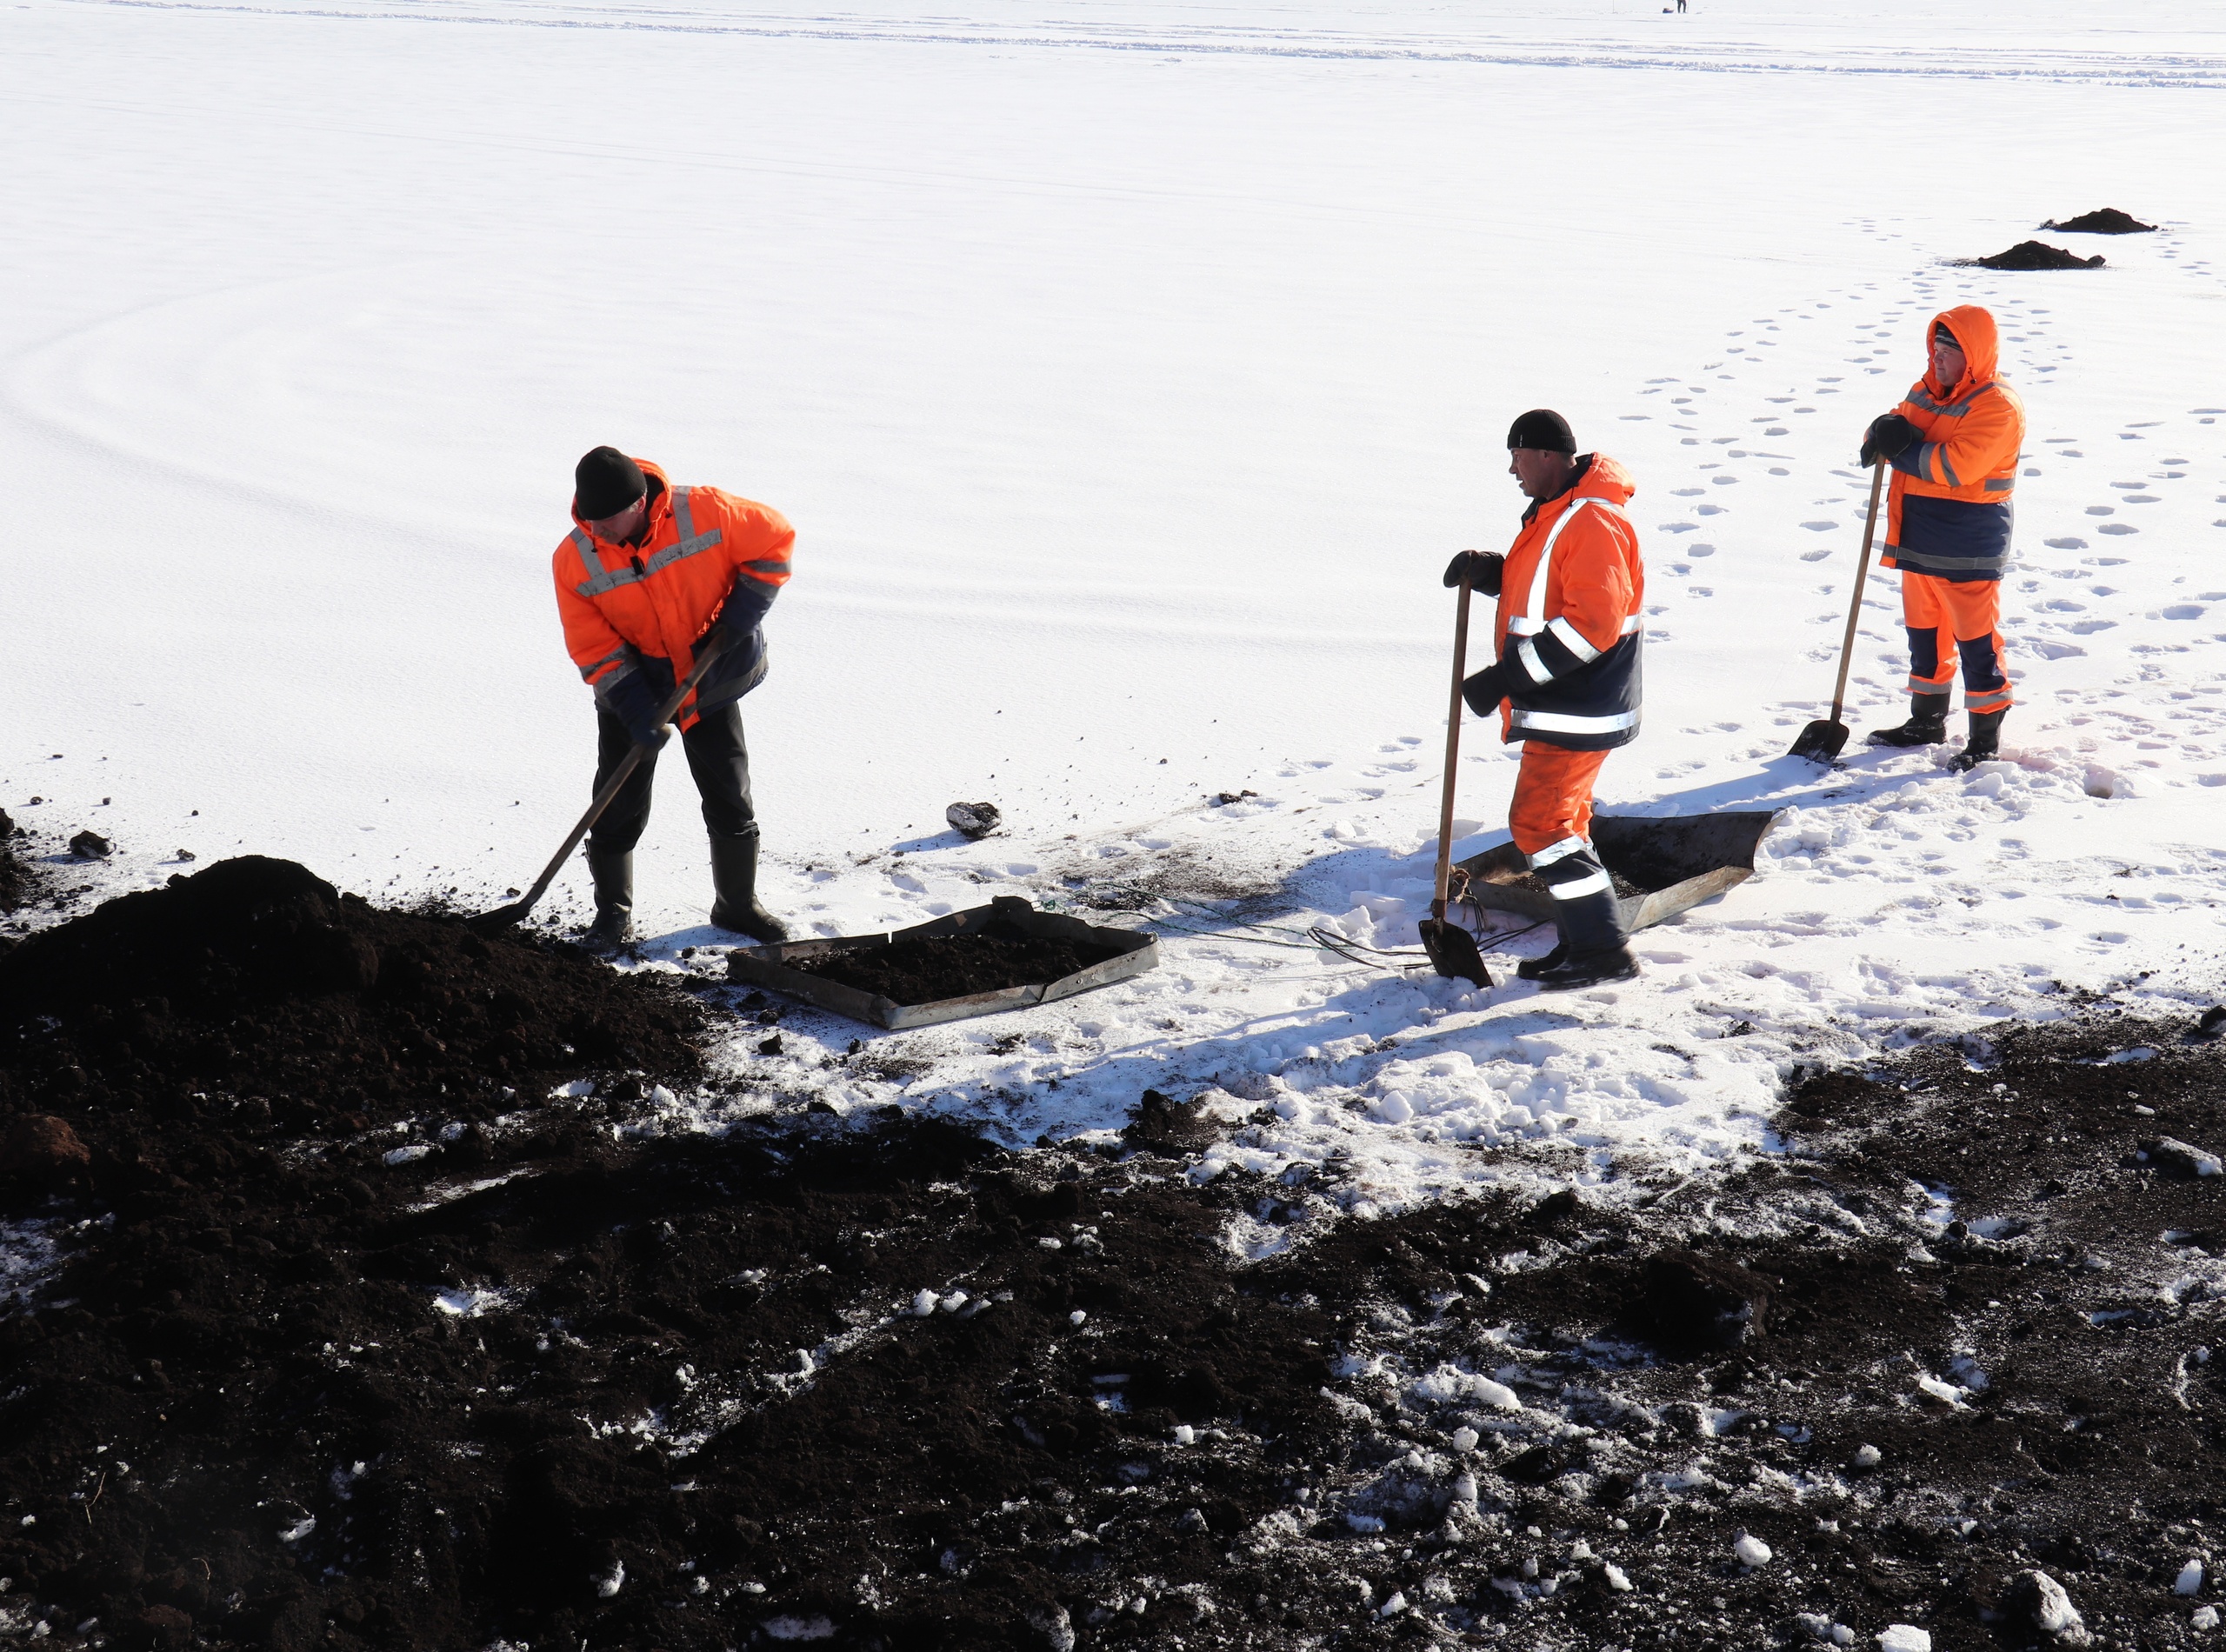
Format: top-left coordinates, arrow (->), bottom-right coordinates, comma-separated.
1950,709 -> 2007,773
709,830 -> 790,944
583,845 -> 634,954
1527,852 -> 1638,992
1866,693 -> 1950,749
1528,897 -> 1638,990
1516,942 -> 1567,982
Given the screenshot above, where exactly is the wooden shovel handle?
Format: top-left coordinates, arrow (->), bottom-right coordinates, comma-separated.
1827,462 -> 1888,723
1433,575 -> 1475,921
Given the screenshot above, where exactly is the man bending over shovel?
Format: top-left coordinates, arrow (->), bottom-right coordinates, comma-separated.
554,447 -> 794,952
1443,410 -> 1646,991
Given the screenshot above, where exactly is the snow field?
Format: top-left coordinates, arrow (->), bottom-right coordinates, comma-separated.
4,0 -> 2226,1219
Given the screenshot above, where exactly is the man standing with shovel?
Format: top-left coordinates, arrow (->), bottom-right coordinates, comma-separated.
1856,306 -> 2025,769
554,446 -> 795,951
1443,410 -> 1647,991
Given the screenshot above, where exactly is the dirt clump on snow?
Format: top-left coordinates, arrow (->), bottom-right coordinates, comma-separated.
1961,240 -> 2106,271
2041,208 -> 2156,234
780,923 -> 1126,1003
1,1115 -> 92,1194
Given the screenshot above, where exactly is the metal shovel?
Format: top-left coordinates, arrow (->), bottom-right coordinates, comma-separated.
1416,572 -> 1492,988
1788,460 -> 1887,764
469,641 -> 725,935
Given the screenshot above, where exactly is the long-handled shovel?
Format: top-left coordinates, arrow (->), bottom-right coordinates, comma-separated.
1416,572 -> 1493,988
469,643 -> 725,935
1788,459 -> 1888,763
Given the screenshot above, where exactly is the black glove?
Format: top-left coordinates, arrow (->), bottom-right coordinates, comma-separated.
691,622 -> 730,663
601,670 -> 672,752
1443,550 -> 1505,596
1461,662 -> 1512,717
1859,413 -> 1919,467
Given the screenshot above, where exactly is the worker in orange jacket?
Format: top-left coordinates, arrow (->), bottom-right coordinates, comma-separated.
1857,304 -> 2026,770
554,447 -> 794,951
1443,410 -> 1646,991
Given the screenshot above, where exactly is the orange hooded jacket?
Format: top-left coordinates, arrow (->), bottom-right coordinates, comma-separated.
1491,453 -> 1646,751
1883,304 -> 2025,583
553,460 -> 794,731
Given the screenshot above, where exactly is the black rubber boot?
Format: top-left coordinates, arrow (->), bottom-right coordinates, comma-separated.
1516,943 -> 1567,983
1528,897 -> 1638,990
1950,709 -> 2007,773
583,846 -> 634,953
709,830 -> 790,944
1526,852 -> 1638,992
1866,693 -> 1950,748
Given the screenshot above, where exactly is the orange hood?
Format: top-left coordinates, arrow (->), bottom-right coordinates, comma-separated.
1572,451 -> 1637,509
1929,304 -> 2000,397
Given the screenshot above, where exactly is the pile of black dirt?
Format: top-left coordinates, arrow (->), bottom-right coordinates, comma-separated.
12,986 -> 2226,1652
782,924 -> 1126,1003
0,837 -> 25,916
1962,240 -> 2106,271
2041,207 -> 2156,234
0,856 -> 706,1129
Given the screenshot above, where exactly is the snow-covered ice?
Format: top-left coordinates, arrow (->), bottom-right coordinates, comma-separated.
6,0 -> 2226,1204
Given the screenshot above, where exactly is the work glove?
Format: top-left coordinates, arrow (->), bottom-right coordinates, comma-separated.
601,670 -> 672,752
1461,662 -> 1513,717
1859,413 -> 1920,467
1442,550 -> 1505,596
690,622 -> 730,663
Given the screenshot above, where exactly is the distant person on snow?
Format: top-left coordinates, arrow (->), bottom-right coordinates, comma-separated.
553,447 -> 795,952
1856,305 -> 2026,770
1442,410 -> 1647,991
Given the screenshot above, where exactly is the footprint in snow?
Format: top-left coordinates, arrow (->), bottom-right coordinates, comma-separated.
1801,521 -> 1841,532
2098,524 -> 2139,536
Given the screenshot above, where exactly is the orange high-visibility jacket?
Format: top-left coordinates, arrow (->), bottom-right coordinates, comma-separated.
1492,453 -> 1646,751
1883,304 -> 2025,583
552,460 -> 794,731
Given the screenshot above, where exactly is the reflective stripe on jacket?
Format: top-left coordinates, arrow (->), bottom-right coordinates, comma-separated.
1493,452 -> 1646,753
552,459 -> 794,730
1883,303 -> 2026,583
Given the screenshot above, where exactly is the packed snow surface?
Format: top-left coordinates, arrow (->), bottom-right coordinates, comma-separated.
6,0 -> 2226,1207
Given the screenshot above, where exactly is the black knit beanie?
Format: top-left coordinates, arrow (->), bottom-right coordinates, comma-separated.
1932,320 -> 1960,350
574,446 -> 647,521
1506,409 -> 1576,454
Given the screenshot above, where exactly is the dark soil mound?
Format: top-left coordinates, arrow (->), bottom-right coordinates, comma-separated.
0,856 -> 705,1126
2041,207 -> 2156,234
0,840 -> 25,916
785,924 -> 1125,1003
1964,240 -> 2105,271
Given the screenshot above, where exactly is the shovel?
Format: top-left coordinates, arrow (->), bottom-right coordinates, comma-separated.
1416,572 -> 1493,988
469,641 -> 726,935
1788,459 -> 1887,763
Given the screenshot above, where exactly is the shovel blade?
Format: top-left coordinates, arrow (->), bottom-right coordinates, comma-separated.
465,900 -> 533,936
1417,917 -> 1493,988
1787,718 -> 1849,764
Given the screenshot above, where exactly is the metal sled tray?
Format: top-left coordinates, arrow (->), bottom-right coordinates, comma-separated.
724,894 -> 1160,1030
1455,810 -> 1782,934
